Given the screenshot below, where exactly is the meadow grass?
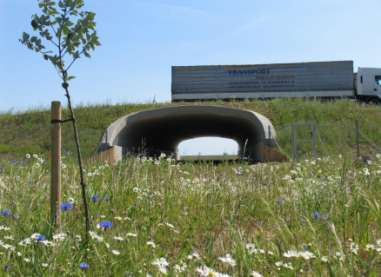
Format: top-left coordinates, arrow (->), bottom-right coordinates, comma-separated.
0,154 -> 380,276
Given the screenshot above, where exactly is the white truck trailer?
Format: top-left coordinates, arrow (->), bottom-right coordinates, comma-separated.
171,61 -> 381,101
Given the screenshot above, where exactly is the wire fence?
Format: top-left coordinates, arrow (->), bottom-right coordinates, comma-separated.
275,119 -> 381,161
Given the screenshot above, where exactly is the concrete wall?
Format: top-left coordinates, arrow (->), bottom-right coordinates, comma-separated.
97,105 -> 287,163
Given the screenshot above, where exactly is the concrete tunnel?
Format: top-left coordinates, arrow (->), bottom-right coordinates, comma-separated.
97,105 -> 287,163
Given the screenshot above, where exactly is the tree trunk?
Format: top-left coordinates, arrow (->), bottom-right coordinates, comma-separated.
63,86 -> 90,243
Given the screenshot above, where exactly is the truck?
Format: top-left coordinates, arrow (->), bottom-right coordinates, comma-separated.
171,61 -> 381,101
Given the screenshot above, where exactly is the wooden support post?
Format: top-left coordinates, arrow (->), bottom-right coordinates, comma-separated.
51,101 -> 61,228
311,122 -> 317,159
291,124 -> 298,160
355,120 -> 360,159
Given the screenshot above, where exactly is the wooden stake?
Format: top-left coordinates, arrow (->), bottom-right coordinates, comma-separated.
355,120 -> 360,159
51,101 -> 61,228
291,124 -> 298,160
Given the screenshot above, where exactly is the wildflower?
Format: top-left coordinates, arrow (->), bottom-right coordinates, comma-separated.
25,154 -> 31,159
335,252 -> 345,262
111,249 -> 120,256
187,251 -> 201,260
60,202 -> 73,211
132,187 -> 141,193
363,167 -> 370,176
174,262 -> 187,273
312,211 -> 321,220
79,262 -> 89,270
152,257 -> 169,274
126,232 -> 137,238
89,231 -> 103,242
0,241 -> 15,251
91,194 -> 100,202
114,216 -> 123,221
24,258 -> 31,263
18,238 -> 32,246
246,243 -> 264,254
31,233 -> 46,242
276,197 -> 285,205
41,263 -> 48,268
299,251 -> 315,260
321,256 -> 329,263
282,175 -> 292,181
0,209 -> 11,217
53,233 -> 66,241
283,250 -> 315,260
350,242 -> 359,255
283,250 -> 299,258
113,236 -> 124,241
67,198 -> 75,204
40,240 -> 54,247
165,222 -> 175,229
218,254 -> 236,267
196,265 -> 215,276
275,261 -> 293,270
0,226 -> 10,231
251,271 -> 263,277
96,220 -> 112,230
146,241 -> 156,248
196,265 -> 230,277
233,167 -> 242,175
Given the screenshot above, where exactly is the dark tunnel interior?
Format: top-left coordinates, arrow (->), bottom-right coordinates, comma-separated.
112,110 -> 264,161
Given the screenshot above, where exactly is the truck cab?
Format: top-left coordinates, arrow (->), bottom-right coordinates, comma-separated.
356,68 -> 381,100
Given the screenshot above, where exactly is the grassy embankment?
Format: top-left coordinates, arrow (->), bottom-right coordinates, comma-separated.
1,99 -> 381,160
0,99 -> 380,275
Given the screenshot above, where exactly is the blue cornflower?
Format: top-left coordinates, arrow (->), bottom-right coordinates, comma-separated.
276,197 -> 285,205
60,202 -> 73,211
79,262 -> 89,270
0,209 -> 11,217
34,234 -> 46,241
312,211 -> 321,220
97,220 -> 112,230
91,194 -> 100,203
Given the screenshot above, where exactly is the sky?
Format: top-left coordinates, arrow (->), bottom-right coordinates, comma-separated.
1,0 -> 381,154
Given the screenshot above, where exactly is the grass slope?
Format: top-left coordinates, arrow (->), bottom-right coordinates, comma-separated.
0,99 -> 381,159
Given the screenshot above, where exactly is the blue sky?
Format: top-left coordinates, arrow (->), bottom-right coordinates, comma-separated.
1,0 -> 381,154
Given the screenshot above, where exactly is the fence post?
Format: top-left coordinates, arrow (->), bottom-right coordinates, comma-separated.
355,120 -> 360,159
291,124 -> 298,160
311,122 -> 317,159
51,101 -> 61,229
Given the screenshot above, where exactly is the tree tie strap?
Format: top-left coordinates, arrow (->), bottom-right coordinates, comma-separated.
51,118 -> 75,124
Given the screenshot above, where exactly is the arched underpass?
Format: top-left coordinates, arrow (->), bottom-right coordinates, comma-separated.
97,105 -> 287,163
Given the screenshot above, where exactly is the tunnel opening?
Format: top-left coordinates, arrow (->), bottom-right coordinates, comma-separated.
177,136 -> 240,161
98,105 -> 286,164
